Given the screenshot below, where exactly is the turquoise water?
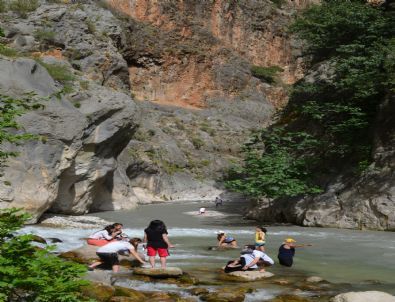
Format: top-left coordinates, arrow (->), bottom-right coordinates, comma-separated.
23,200 -> 395,296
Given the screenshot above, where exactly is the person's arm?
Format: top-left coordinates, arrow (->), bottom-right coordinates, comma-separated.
102,230 -> 114,240
162,233 -> 175,248
218,235 -> 225,246
294,244 -> 312,248
111,230 -> 122,238
129,248 -> 145,264
143,232 -> 147,243
242,257 -> 259,270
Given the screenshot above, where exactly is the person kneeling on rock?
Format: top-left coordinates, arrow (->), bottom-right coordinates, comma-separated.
88,238 -> 145,272
224,245 -> 274,273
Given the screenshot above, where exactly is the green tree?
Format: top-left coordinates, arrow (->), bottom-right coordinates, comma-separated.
225,0 -> 394,199
0,208 -> 92,302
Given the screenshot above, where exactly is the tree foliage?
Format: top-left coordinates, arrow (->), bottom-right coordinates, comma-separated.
225,0 -> 394,199
0,208 -> 92,302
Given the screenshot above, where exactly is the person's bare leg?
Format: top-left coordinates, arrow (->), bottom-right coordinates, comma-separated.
149,256 -> 155,268
231,241 -> 238,248
112,265 -> 120,273
160,257 -> 166,269
89,261 -> 102,269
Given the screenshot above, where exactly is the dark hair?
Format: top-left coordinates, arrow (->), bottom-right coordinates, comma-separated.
146,220 -> 167,233
104,224 -> 114,234
129,238 -> 142,250
112,223 -> 123,228
256,226 -> 267,233
217,233 -> 225,241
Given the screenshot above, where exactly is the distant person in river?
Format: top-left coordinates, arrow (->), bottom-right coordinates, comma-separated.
217,231 -> 238,248
144,220 -> 174,269
278,238 -> 312,267
215,197 -> 223,208
224,245 -> 274,273
87,223 -> 124,246
255,226 -> 267,252
88,238 -> 145,272
199,207 -> 206,215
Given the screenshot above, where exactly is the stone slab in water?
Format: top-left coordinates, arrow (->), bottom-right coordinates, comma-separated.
228,270 -> 274,281
133,267 -> 183,278
330,291 -> 395,302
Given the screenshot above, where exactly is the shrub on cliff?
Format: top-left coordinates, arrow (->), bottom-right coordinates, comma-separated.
0,208 -> 93,302
225,0 -> 394,199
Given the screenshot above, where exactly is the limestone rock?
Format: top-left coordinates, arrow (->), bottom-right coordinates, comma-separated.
81,282 -> 115,302
0,57 -> 139,222
305,276 -> 324,283
200,287 -> 251,302
133,267 -> 183,278
330,291 -> 395,302
39,214 -> 113,229
60,245 -> 143,266
227,270 -> 274,281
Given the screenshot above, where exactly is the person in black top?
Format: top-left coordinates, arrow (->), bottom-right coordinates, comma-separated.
278,238 -> 312,267
144,220 -> 174,269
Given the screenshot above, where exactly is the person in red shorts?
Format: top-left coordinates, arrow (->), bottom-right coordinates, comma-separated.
144,220 -> 174,269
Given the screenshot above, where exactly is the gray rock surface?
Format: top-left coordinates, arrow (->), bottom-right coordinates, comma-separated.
39,214 -> 113,229
133,267 -> 183,278
330,291 -> 395,302
0,57 -> 139,222
227,270 -> 274,281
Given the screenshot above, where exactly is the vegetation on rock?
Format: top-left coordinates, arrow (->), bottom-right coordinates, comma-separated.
225,0 -> 394,199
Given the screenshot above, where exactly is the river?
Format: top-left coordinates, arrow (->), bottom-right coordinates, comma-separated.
22,200 -> 395,300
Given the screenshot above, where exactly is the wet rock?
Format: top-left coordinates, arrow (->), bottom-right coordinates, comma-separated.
227,270 -> 274,281
330,291 -> 395,302
113,286 -> 146,301
273,279 -> 291,285
189,287 -> 209,296
201,287 -> 252,302
61,245 -> 143,266
305,276 -> 325,283
110,297 -> 138,302
47,237 -> 63,243
268,295 -> 312,302
133,267 -> 183,278
31,235 -> 47,244
81,282 -> 115,302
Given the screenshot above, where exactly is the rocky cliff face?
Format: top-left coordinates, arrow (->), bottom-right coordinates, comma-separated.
245,64 -> 395,231
106,0 -> 319,107
1,0 -> 307,220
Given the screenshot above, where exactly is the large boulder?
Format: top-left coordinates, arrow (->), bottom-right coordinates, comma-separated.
330,291 -> 395,302
132,267 -> 183,278
227,270 -> 274,281
0,57 -> 140,222
61,244 -> 144,266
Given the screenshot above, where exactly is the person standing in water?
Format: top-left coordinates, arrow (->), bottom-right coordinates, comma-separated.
278,238 -> 312,267
144,220 -> 174,269
255,226 -> 267,251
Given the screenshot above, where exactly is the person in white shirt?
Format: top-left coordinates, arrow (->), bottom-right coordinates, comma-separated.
87,223 -> 123,246
241,248 -> 274,272
199,207 -> 206,215
224,245 -> 274,273
88,238 -> 145,272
